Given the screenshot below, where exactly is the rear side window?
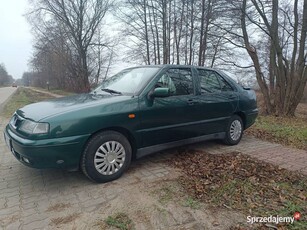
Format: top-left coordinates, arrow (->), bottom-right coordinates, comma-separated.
198,69 -> 233,93
156,68 -> 193,96
219,76 -> 233,91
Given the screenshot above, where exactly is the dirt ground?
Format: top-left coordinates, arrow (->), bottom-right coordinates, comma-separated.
45,153 -> 247,230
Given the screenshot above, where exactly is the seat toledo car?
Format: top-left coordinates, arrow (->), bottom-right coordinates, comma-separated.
4,65 -> 258,183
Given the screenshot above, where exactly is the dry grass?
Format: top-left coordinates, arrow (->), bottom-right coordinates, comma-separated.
247,92 -> 307,150
245,115 -> 307,150
50,213 -> 81,226
296,103 -> 307,118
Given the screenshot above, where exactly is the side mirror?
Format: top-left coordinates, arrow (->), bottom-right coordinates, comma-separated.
151,87 -> 170,98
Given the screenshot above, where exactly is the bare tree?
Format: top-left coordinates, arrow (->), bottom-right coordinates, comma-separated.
240,0 -> 307,116
198,0 -> 212,66
118,0 -> 227,67
28,0 -> 112,92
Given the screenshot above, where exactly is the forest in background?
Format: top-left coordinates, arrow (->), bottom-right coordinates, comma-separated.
0,63 -> 14,86
14,0 -> 307,116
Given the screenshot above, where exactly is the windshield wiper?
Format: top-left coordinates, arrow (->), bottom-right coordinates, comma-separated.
100,88 -> 122,95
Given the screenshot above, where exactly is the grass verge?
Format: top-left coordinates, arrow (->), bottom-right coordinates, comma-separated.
245,115 -> 307,150
1,87 -> 55,118
32,87 -> 75,96
170,149 -> 307,230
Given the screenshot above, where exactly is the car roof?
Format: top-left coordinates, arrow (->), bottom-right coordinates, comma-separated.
128,64 -> 217,71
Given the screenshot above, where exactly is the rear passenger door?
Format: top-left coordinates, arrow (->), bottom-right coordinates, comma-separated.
195,69 -> 238,135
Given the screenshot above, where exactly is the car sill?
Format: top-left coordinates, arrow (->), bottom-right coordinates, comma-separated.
136,132 -> 225,159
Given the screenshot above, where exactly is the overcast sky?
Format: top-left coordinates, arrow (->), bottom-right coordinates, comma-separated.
0,0 -> 32,79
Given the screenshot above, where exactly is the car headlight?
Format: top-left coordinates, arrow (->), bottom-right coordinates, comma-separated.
19,120 -> 49,134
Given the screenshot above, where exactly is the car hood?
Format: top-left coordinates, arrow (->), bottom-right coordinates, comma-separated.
16,93 -> 132,121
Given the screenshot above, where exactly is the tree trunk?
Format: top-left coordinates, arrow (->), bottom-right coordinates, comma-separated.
241,0 -> 274,114
162,0 -> 168,64
143,0 -> 150,64
198,0 -> 205,66
242,0 -> 307,116
188,0 -> 194,65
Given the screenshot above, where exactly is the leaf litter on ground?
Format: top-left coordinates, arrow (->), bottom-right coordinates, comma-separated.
168,149 -> 307,229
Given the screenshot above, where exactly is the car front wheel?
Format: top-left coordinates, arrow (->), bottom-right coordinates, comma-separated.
223,115 -> 243,145
81,131 -> 132,183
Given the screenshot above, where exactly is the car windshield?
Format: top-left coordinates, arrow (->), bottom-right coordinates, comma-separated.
94,67 -> 160,96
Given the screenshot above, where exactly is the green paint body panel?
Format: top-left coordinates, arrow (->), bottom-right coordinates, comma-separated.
4,65 -> 258,170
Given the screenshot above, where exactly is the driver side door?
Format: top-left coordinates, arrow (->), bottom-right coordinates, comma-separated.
138,67 -> 198,148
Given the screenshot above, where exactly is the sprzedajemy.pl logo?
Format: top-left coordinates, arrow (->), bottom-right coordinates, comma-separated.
247,212 -> 301,225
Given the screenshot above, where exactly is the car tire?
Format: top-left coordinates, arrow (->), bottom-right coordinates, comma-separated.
81,131 -> 132,183
223,115 -> 243,145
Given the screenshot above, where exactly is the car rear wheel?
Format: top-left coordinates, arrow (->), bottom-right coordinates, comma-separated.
223,115 -> 243,145
81,131 -> 132,183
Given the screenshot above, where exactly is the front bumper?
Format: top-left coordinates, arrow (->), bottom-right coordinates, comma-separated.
4,125 -> 90,169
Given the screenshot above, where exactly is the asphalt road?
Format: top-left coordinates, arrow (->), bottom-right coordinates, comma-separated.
0,87 -> 17,107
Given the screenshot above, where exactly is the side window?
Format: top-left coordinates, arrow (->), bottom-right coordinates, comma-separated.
198,70 -> 221,93
156,68 -> 193,96
218,75 -> 234,92
198,69 -> 234,93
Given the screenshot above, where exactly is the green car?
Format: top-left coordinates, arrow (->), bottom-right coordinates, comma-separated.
4,65 -> 258,183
